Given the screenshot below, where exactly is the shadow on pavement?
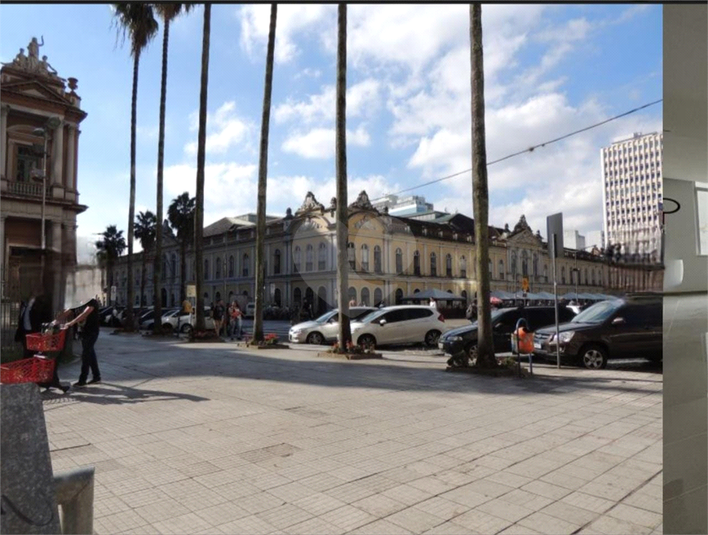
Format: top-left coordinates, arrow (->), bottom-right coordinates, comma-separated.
41,381 -> 208,406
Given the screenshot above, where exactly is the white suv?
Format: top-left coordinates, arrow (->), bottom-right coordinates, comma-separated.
350,305 -> 448,348
161,307 -> 214,334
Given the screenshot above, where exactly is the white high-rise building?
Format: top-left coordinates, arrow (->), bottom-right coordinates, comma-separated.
601,132 -> 663,256
564,230 -> 586,251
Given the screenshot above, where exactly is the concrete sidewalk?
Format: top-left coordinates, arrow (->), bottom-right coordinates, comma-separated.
44,333 -> 661,534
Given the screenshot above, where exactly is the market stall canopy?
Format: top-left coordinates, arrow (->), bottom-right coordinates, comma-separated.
401,288 -> 466,301
490,290 -> 515,300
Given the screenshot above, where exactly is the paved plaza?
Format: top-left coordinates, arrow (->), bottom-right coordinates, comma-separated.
43,333 -> 662,535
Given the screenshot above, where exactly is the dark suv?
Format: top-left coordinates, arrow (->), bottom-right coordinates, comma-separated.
438,306 -> 576,365
533,296 -> 662,369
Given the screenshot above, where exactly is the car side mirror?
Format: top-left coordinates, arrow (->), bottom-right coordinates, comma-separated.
611,317 -> 625,326
379,319 -> 387,326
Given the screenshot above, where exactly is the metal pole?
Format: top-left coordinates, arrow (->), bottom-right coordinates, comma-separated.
552,234 -> 560,369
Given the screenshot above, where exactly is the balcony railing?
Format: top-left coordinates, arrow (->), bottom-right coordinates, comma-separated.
5,180 -> 49,197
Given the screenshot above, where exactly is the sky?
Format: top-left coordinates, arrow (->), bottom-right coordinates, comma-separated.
0,4 -> 662,262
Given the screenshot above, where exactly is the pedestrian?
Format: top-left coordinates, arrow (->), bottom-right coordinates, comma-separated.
60,296 -> 102,388
229,301 -> 243,341
465,301 -> 477,323
349,298 -> 356,307
429,298 -> 437,309
213,299 -> 225,337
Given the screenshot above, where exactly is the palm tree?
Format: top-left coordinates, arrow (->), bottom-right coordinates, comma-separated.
469,3 -> 495,368
168,192 -> 196,302
96,225 -> 127,303
134,211 -> 156,307
112,3 -> 158,328
153,3 -> 194,333
253,4 -> 278,343
335,3 -> 351,347
194,3 -> 211,332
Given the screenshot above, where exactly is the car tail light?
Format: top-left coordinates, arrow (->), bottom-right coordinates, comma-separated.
438,313 -> 445,322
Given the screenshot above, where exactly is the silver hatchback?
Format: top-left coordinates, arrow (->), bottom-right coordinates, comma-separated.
289,307 -> 376,344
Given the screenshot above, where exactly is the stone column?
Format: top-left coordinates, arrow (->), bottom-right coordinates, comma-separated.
51,122 -> 64,186
65,124 -> 76,192
1,105 -> 8,181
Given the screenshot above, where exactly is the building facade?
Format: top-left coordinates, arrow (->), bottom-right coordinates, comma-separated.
601,131 -> 663,257
114,192 -> 654,314
1,37 -> 87,313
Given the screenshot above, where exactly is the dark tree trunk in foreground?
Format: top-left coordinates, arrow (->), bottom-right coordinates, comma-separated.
470,3 -> 495,367
194,3 -> 211,331
336,3 -> 351,347
253,4 -> 277,343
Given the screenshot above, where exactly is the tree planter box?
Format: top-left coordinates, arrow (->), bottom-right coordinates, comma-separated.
248,343 -> 290,350
316,352 -> 383,360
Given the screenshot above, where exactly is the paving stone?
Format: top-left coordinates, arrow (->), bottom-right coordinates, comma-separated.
584,514 -> 653,535
194,501 -> 251,526
216,514 -> 276,535
541,500 -> 599,527
387,506 -> 447,534
256,503 -> 313,530
521,479 -> 573,501
517,511 -> 580,534
477,497 -> 535,523
94,509 -> 150,535
413,496 -> 471,522
621,490 -> 662,514
607,503 -> 662,529
152,512 -> 213,534
382,484 -> 435,507
561,491 -> 615,514
353,493 -> 408,517
452,508 -> 513,534
292,492 -> 347,516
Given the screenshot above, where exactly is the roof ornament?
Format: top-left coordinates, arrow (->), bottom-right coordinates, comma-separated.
512,214 -> 531,234
296,192 -> 324,215
349,190 -> 374,210
3,36 -> 62,81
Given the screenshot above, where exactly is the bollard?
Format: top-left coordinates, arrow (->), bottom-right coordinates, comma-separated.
54,467 -> 94,535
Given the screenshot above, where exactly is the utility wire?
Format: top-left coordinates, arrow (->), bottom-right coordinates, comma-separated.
386,98 -> 663,197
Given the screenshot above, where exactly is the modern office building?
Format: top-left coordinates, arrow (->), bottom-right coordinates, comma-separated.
371,194 -> 434,216
601,131 -> 663,258
563,230 -> 586,251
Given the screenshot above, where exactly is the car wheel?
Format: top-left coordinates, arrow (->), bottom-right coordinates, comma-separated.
580,345 -> 608,370
357,334 -> 377,348
181,324 -> 193,334
162,323 -> 174,335
424,330 -> 441,347
307,332 -> 325,345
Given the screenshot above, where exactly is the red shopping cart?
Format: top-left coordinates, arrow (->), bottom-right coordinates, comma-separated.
0,330 -> 66,385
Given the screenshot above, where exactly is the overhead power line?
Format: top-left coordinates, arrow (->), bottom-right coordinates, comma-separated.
385,98 -> 663,197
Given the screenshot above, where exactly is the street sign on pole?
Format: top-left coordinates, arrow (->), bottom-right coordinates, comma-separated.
186,284 -> 196,298
521,277 -> 529,292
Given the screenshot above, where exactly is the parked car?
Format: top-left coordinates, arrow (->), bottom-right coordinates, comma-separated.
141,307 -> 179,331
289,307 -> 376,344
438,306 -> 577,360
245,303 -> 256,318
350,305 -> 448,348
533,295 -> 662,369
162,307 -> 214,334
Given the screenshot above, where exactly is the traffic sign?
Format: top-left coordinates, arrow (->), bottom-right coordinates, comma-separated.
521,277 -> 529,292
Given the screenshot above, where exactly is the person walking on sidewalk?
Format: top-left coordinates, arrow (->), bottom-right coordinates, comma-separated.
229,301 -> 243,341
60,297 -> 101,387
213,299 -> 225,337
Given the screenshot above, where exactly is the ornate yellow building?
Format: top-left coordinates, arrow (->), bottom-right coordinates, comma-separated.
115,191 -> 656,314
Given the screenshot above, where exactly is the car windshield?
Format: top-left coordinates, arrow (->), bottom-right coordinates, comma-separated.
314,311 -> 337,323
571,300 -> 622,324
469,308 -> 508,327
356,309 -> 386,324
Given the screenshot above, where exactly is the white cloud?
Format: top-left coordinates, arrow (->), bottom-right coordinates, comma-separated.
184,101 -> 253,157
282,125 -> 371,159
274,79 -> 381,125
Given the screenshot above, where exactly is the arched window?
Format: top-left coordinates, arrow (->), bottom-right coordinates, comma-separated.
228,255 -> 234,278
521,250 -> 529,277
395,248 -> 403,274
461,290 -> 468,302
306,244 -> 314,271
204,259 -> 210,280
242,253 -> 249,277
413,251 -> 421,275
361,287 -> 370,306
374,246 -> 382,273
374,288 -> 383,306
171,254 -> 177,280
361,244 -> 369,272
162,255 -> 168,281
561,266 -> 566,284
294,246 -> 301,272
318,243 -> 326,271
511,253 -> 517,277
446,254 -> 453,277
430,252 -> 437,277
499,260 -> 505,280
592,269 -> 596,285
533,254 -> 538,278
347,242 -> 356,270
274,288 -> 281,306
395,288 -> 403,305
294,287 -> 302,306
274,249 -> 281,274
460,256 -> 467,278
215,257 -> 222,279
348,287 -> 357,304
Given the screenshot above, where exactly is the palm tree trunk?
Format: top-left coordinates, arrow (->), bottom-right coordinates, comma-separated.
140,251 -> 147,307
195,3 -> 211,332
154,18 -> 170,333
336,3 -> 351,347
126,52 -> 140,331
180,241 -> 187,302
253,4 -> 277,343
470,3 -> 495,367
